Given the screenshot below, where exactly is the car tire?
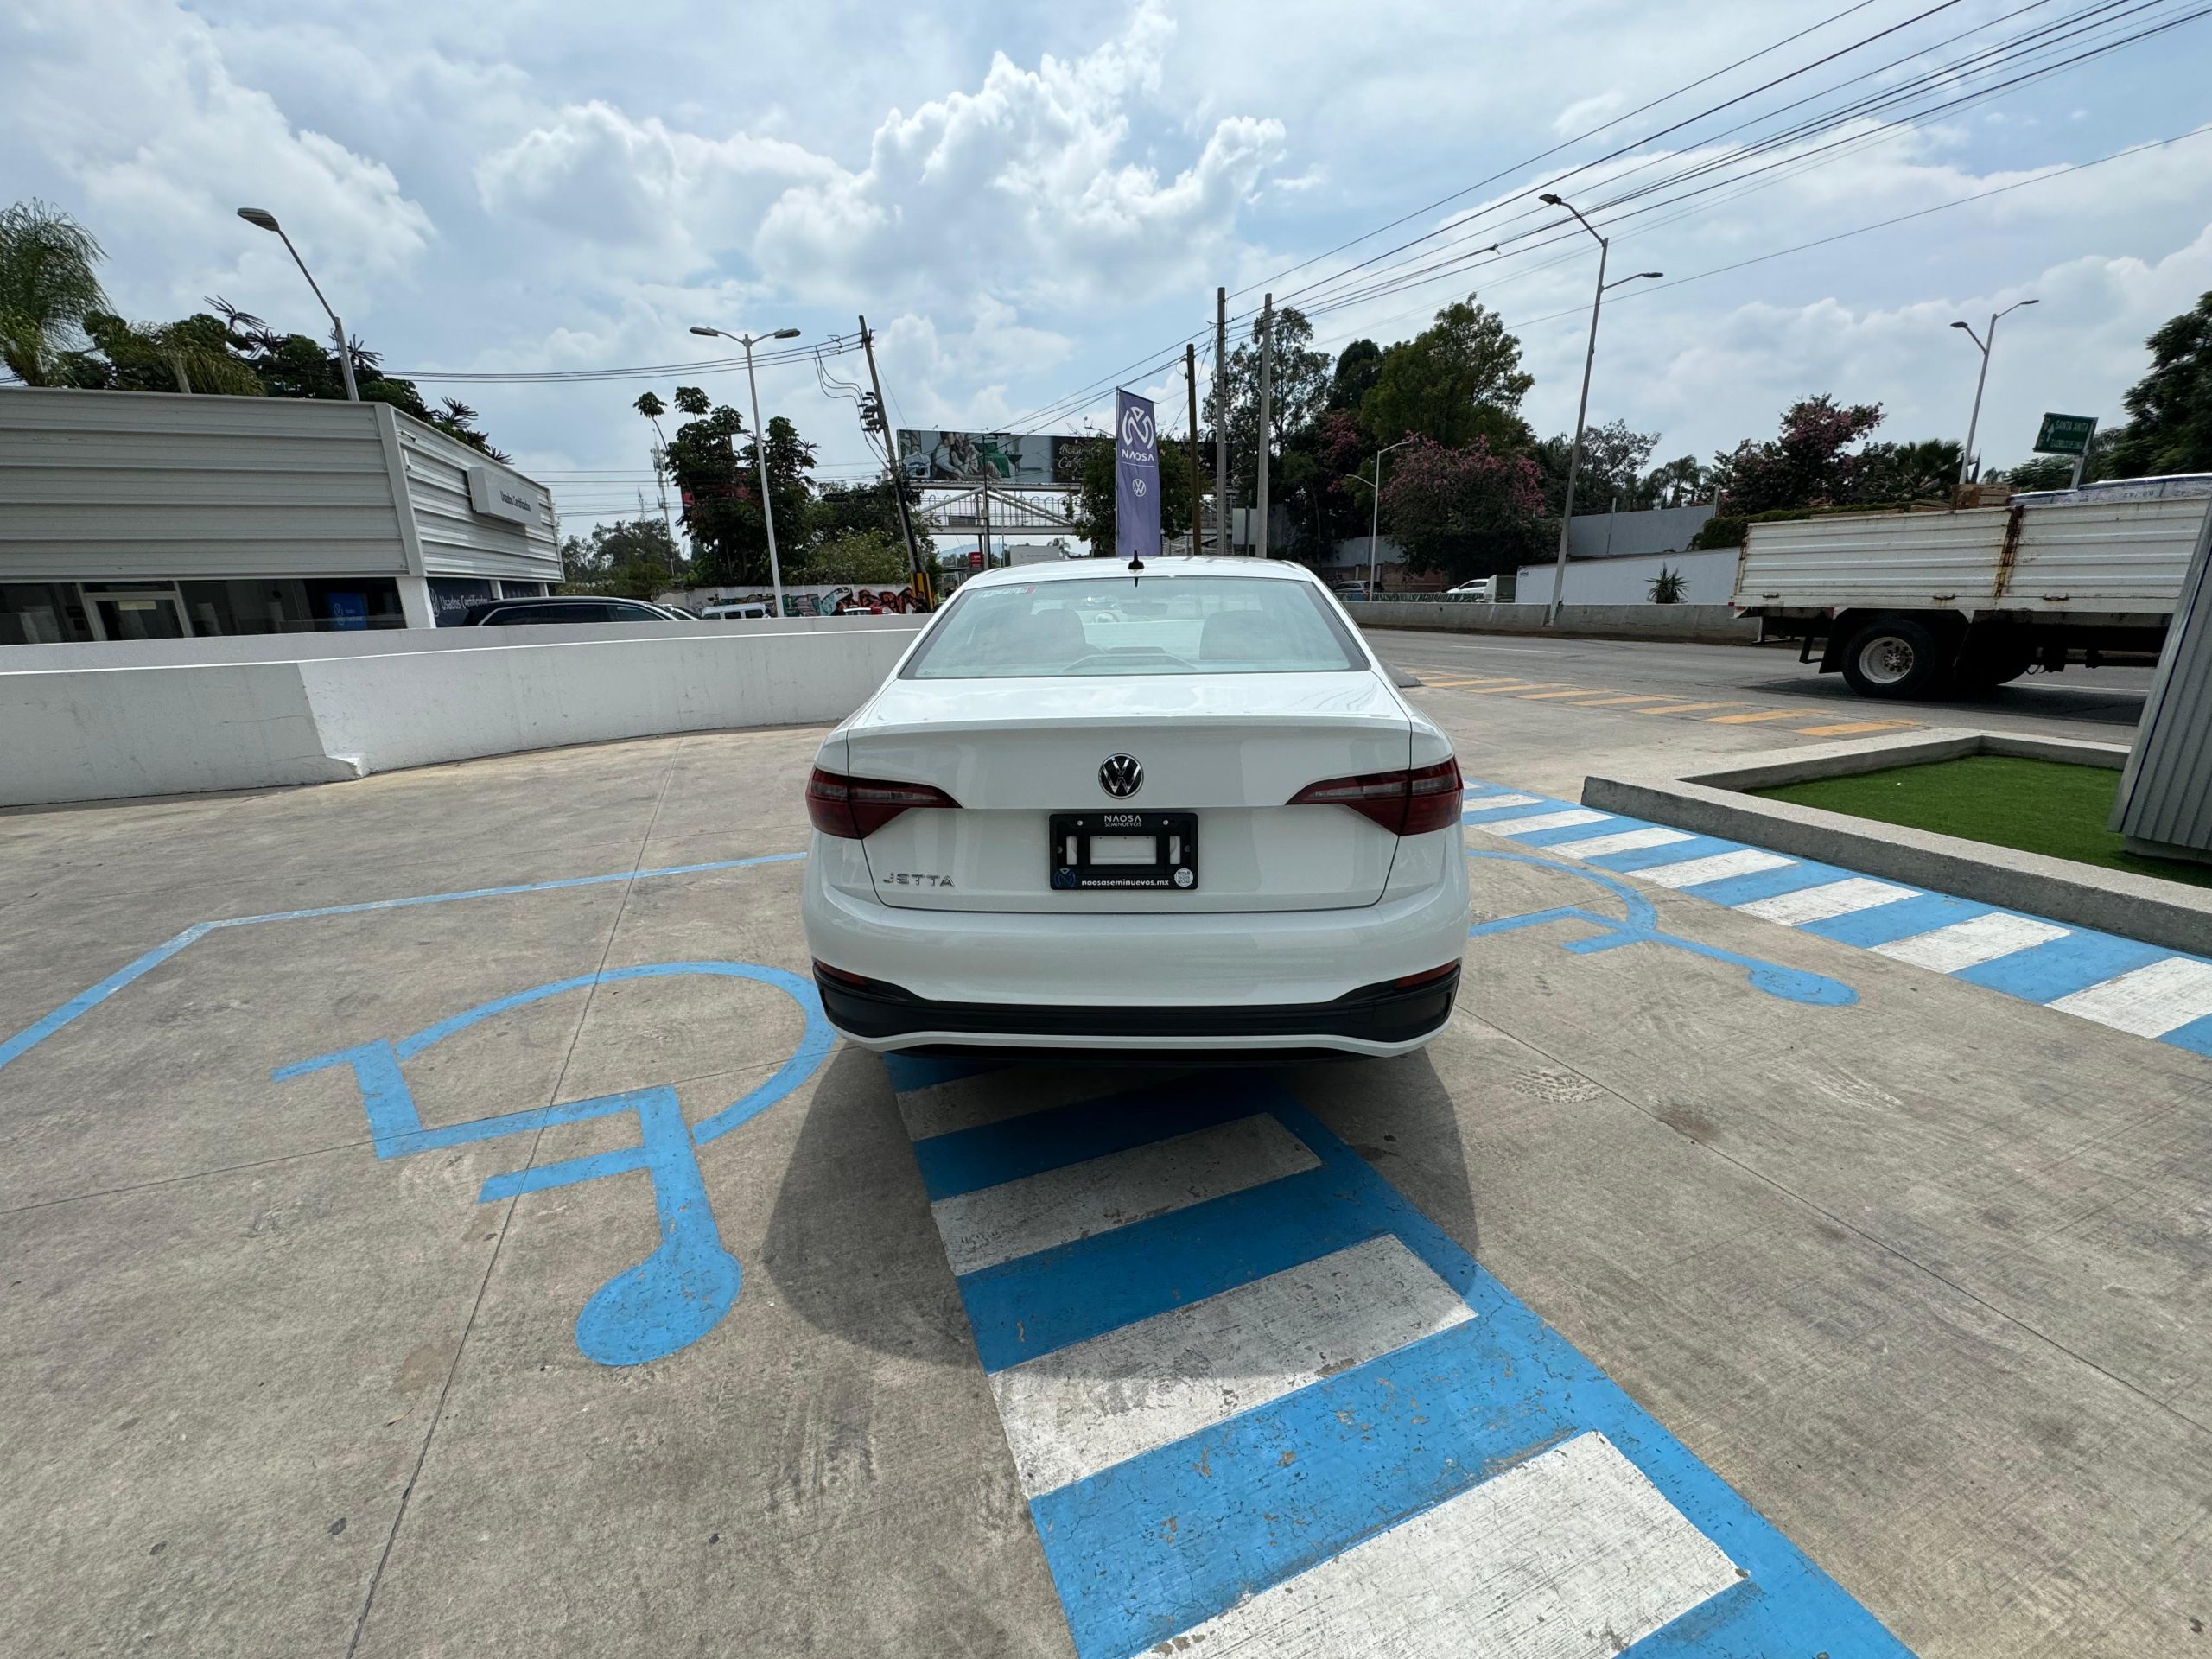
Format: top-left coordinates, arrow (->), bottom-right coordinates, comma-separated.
1838,615 -> 1953,700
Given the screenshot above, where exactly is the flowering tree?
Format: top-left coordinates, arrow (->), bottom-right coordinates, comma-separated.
1378,436 -> 1548,581
1709,395 -> 1884,515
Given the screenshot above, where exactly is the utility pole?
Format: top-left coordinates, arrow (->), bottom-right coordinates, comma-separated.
858,314 -> 929,604
1950,299 -> 2038,490
977,478 -> 991,572
1185,342 -> 1201,556
1215,286 -> 1230,556
1255,294 -> 1273,559
1537,192 -> 1661,625
650,442 -> 678,576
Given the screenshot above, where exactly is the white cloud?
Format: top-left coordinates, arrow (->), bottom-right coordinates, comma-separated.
0,0 -> 433,321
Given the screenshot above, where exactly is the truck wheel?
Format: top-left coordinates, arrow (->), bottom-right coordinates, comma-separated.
1839,616 -> 1951,700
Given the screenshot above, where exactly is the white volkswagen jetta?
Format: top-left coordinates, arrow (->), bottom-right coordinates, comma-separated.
800,557 -> 1471,1056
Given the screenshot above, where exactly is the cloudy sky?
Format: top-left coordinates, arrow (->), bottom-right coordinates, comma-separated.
6,0 -> 2209,532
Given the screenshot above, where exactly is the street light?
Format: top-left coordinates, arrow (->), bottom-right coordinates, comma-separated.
1949,298 -> 2038,490
1345,437 -> 1414,596
236,207 -> 359,402
690,323 -> 804,617
1537,191 -> 1661,624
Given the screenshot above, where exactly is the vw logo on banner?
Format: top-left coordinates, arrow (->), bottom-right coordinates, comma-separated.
1114,388 -> 1162,563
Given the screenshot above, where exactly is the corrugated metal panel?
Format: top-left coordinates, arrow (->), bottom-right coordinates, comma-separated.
392,420 -> 562,582
2012,496 -> 2209,607
2111,505 -> 2212,855
1734,499 -> 2208,614
0,388 -> 408,579
1735,509 -> 2005,607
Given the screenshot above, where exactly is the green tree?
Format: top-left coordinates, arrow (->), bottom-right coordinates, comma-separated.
658,387 -> 817,586
1361,297 -> 1534,451
1850,438 -> 1962,504
792,527 -> 912,584
1207,305 -> 1332,508
1068,435 -> 1197,556
1989,454 -> 2079,492
1325,338 -> 1384,414
1532,420 -> 1658,517
0,200 -> 108,386
2104,291 -> 2212,478
561,518 -> 681,587
807,479 -> 929,573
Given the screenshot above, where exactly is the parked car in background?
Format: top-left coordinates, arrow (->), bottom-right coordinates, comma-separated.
702,601 -> 772,620
1446,579 -> 1495,601
458,595 -> 687,626
1332,582 -> 1373,602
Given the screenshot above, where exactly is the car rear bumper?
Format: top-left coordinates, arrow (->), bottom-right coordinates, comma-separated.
816,966 -> 1459,1056
801,839 -> 1471,1056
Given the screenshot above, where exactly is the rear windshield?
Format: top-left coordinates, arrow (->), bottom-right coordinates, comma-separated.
901,574 -> 1367,679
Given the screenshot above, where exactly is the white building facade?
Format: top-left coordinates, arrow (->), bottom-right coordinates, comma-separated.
0,389 -> 562,645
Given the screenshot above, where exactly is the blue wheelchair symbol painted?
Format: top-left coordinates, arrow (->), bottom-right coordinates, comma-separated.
274,962 -> 836,1367
1466,849 -> 1856,1007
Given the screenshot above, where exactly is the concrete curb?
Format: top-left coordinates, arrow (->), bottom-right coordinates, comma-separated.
1582,727 -> 2212,958
1353,601 -> 1759,646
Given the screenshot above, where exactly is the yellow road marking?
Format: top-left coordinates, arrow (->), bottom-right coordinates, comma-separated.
1563,693 -> 1679,707
1796,720 -> 1919,736
1516,687 -> 1613,700
1634,702 -> 1745,716
1706,709 -> 1829,724
1461,681 -> 1571,695
1419,676 -> 1523,689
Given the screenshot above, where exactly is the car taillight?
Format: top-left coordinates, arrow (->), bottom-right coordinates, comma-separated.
804,766 -> 960,838
1287,755 -> 1463,836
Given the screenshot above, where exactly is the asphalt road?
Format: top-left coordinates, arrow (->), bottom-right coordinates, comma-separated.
1366,627 -> 2154,740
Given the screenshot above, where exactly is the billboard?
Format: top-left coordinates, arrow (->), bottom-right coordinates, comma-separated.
896,429 -> 1083,488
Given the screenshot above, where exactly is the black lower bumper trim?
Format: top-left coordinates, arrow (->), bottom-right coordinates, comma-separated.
816,966 -> 1459,1046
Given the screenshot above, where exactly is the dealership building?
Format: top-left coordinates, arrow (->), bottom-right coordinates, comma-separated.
0,388 -> 561,645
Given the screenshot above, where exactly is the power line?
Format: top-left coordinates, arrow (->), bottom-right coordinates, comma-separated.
384,333 -> 865,385
1498,118 -> 2212,334
1286,0 -> 2208,331
1281,0 -> 2175,324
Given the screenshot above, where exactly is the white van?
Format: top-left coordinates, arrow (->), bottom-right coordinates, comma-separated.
702,601 -> 772,620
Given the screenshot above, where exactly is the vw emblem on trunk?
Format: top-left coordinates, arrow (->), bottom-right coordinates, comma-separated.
1098,754 -> 1143,798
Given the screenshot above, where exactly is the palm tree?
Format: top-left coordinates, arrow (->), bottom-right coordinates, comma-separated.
0,200 -> 110,385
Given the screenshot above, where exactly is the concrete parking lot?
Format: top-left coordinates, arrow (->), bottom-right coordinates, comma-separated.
4,665 -> 2209,1656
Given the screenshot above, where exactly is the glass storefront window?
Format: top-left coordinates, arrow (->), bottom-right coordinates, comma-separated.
176,579 -> 404,635
0,583 -> 97,645
429,577 -> 496,626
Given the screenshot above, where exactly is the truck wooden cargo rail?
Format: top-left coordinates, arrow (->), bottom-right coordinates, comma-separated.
1730,488 -> 2211,698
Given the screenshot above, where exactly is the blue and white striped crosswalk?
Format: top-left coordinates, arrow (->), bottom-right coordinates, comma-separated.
883,1058 -> 1913,1658
1465,780 -> 2212,1057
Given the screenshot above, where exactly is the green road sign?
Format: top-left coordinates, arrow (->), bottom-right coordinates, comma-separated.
2033,412 -> 2096,455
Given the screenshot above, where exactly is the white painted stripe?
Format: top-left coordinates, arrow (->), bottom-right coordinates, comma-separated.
930,1115 -> 1319,1277
1462,792 -> 1544,813
1545,826 -> 1696,860
990,1235 -> 1472,1497
1632,849 -> 1796,888
2050,956 -> 2212,1037
1167,1430 -> 1738,1657
1871,912 -> 2070,972
1735,876 -> 1919,925
1481,809 -> 1611,837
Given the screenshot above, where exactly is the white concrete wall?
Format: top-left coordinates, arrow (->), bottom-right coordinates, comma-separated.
0,626 -> 920,807
0,613 -> 916,671
1512,546 -> 1739,607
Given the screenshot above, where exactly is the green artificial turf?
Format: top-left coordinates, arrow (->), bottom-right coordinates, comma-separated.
1751,753 -> 2212,892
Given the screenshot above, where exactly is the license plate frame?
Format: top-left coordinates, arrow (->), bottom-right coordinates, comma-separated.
1048,810 -> 1198,891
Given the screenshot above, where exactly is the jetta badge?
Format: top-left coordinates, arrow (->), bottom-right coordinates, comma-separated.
1098,753 -> 1143,799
